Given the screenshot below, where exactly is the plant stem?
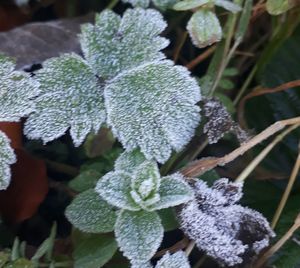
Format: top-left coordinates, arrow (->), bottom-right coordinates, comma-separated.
107,0 -> 119,9
235,124 -> 300,182
185,240 -> 196,256
255,213 -> 300,268
271,144 -> 300,229
186,45 -> 216,70
173,31 -> 188,63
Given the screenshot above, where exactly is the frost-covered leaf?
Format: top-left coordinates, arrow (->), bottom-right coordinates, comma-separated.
155,251 -> 190,268
187,10 -> 222,48
122,0 -> 150,7
96,171 -> 140,211
73,235 -> 118,268
65,189 -> 117,233
173,0 -> 210,11
150,173 -> 193,210
115,210 -> 163,264
114,149 -> 146,174
152,0 -> 180,10
214,0 -> 242,13
80,8 -> 169,79
24,53 -> 105,146
0,55 -> 39,122
178,178 -> 275,266
0,131 -> 16,190
131,161 -> 160,204
105,60 -> 201,163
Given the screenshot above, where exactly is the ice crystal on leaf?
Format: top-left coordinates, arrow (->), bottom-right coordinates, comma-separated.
115,210 -> 163,265
179,178 -> 275,266
155,251 -> 190,268
122,0 -> 150,8
80,8 -> 169,79
0,55 -> 39,122
0,131 -> 16,190
105,60 -> 201,163
115,149 -> 146,174
122,0 -> 179,9
65,189 -> 117,233
24,53 -> 106,146
96,151 -> 193,211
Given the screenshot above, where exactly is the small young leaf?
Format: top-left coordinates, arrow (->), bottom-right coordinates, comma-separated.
0,131 -> 16,190
69,169 -> 101,193
105,60 -> 201,163
115,210 -> 163,264
65,189 -> 117,233
155,251 -> 190,268
214,0 -> 242,13
122,0 -> 150,7
96,171 -> 140,211
173,0 -> 210,11
24,53 -> 105,146
73,235 -> 118,268
114,149 -> 146,174
0,55 -> 39,122
266,0 -> 296,15
80,8 -> 169,79
150,173 -> 193,210
187,9 -> 222,48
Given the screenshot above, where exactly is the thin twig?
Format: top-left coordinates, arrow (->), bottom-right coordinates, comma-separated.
186,45 -> 216,70
235,124 -> 300,182
181,117 -> 300,177
271,144 -> 300,228
154,237 -> 189,258
255,213 -> 300,268
173,31 -> 188,63
185,240 -> 196,256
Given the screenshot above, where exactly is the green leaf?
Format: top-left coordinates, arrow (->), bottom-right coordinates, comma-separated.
157,208 -> 179,231
155,251 -> 190,268
24,53 -> 105,147
105,60 -> 201,163
131,161 -> 161,201
114,150 -> 146,175
96,172 -> 140,211
0,55 -> 39,122
69,169 -> 101,192
73,235 -> 117,268
152,0 -> 180,10
0,252 -> 9,267
80,8 -> 169,79
122,0 -> 150,7
0,131 -> 16,190
187,10 -> 222,48
115,210 -> 163,264
173,0 -> 210,11
266,0 -> 296,15
150,174 -> 193,210
6,259 -> 34,268
65,190 -> 117,233
214,0 -> 241,13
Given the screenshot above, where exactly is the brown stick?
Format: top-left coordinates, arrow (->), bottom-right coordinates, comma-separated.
186,45 -> 216,70
181,117 -> 300,177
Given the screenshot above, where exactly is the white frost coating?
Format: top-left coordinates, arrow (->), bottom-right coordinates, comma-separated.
80,8 -> 169,79
96,151 -> 193,211
115,149 -> 146,174
115,210 -> 164,264
187,10 -> 222,48
179,178 -> 275,266
95,171 -> 140,211
105,60 -> 201,163
155,251 -> 190,268
65,189 -> 117,233
0,131 -> 16,190
24,53 -> 105,146
122,0 -> 150,7
0,55 -> 40,122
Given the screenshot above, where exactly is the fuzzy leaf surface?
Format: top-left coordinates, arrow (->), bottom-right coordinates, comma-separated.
80,8 -> 169,79
96,171 -> 140,211
114,149 -> 146,174
24,53 -> 105,146
115,210 -> 163,264
0,55 -> 39,122
65,189 -> 117,233
105,60 -> 201,163
150,174 -> 193,210
155,251 -> 190,268
122,0 -> 150,7
0,131 -> 16,190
